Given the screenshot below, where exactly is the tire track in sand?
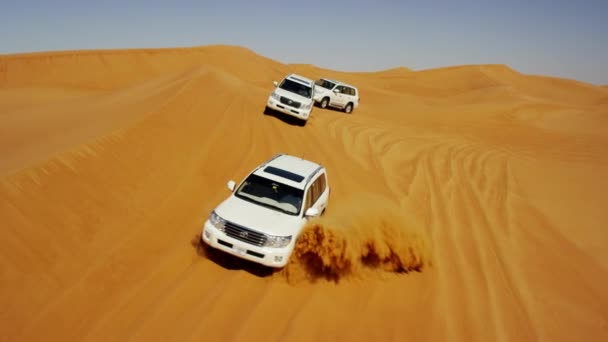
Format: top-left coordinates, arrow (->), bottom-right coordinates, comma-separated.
419,139 -> 538,340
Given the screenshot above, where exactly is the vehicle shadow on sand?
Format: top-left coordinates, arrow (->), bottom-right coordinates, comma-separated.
191,235 -> 276,278
262,106 -> 307,127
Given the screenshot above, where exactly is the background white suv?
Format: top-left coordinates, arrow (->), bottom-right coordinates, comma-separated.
201,153 -> 330,268
313,78 -> 360,114
266,74 -> 315,125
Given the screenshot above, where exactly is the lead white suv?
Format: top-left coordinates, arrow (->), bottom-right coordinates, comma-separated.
266,74 -> 315,125
313,78 -> 360,114
201,153 -> 330,268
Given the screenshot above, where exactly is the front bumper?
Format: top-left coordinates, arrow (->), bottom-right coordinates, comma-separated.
267,97 -> 311,121
201,220 -> 293,268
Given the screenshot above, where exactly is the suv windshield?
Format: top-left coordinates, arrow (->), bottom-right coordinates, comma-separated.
315,79 -> 336,90
280,79 -> 312,98
235,174 -> 304,215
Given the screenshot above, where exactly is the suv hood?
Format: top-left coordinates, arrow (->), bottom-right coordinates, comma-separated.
215,195 -> 306,237
273,87 -> 313,104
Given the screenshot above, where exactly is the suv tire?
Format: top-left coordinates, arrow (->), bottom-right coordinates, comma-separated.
320,97 -> 329,109
344,103 -> 353,114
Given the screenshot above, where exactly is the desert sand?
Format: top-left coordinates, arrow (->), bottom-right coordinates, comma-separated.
1,45 -> 607,341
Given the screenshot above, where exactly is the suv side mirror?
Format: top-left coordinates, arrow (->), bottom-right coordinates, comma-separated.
227,180 -> 236,192
305,207 -> 320,218
273,81 -> 278,87
332,88 -> 339,93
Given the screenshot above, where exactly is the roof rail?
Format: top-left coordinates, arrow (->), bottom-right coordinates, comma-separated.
304,165 -> 323,186
267,153 -> 285,163
254,153 -> 284,171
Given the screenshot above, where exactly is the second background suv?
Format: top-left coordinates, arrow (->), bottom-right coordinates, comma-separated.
313,78 -> 359,114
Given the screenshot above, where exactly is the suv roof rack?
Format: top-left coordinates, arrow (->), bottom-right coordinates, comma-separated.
260,153 -> 284,168
304,165 -> 324,186
288,74 -> 313,86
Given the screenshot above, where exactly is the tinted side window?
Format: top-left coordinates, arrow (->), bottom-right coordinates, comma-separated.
305,178 -> 318,213
315,174 -> 327,203
311,178 -> 320,205
304,173 -> 327,214
317,173 -> 326,195
304,187 -> 313,213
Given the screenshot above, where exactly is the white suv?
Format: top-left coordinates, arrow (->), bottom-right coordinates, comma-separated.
313,78 -> 360,114
201,153 -> 330,268
266,74 -> 315,124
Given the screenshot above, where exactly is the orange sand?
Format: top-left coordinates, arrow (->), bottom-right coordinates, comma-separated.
1,45 -> 607,341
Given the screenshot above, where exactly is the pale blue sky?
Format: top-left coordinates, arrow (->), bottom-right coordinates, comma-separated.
1,0 -> 607,84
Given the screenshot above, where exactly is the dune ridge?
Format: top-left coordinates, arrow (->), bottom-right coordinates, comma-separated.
0,45 -> 281,89
1,45 -> 607,341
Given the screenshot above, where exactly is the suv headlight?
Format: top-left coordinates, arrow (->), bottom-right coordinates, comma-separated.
301,102 -> 312,110
264,234 -> 292,248
271,92 -> 280,100
209,211 -> 225,232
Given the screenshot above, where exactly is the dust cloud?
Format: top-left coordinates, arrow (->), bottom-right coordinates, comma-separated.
280,195 -> 432,283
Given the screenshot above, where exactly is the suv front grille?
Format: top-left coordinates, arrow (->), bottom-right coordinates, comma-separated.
224,221 -> 267,247
280,96 -> 301,108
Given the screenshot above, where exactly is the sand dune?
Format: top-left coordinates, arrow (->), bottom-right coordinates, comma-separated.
1,45 -> 607,341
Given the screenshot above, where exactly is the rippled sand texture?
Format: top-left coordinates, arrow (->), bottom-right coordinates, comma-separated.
1,46 -> 608,341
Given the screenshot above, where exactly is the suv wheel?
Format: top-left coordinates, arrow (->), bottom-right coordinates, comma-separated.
320,97 -> 329,109
344,103 -> 353,114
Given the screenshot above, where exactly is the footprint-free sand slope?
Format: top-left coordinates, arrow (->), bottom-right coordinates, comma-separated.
1,46 -> 607,341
